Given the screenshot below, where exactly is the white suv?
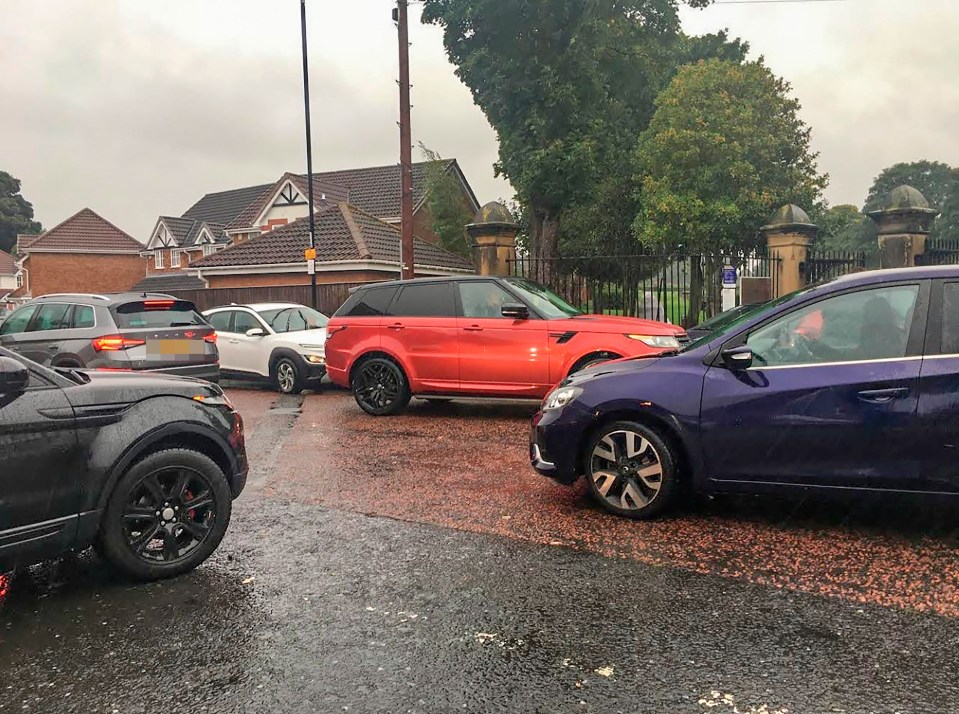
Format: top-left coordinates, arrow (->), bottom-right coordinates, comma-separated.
202,303 -> 328,393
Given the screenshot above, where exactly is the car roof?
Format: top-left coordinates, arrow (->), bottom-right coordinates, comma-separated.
349,275 -> 506,292
827,264 -> 959,286
204,302 -> 305,312
32,292 -> 178,305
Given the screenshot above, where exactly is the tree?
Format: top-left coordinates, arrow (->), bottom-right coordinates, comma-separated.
421,0 -> 713,268
862,160 -> 959,243
813,203 -> 877,264
0,171 -> 42,254
633,59 -> 827,324
418,144 -> 475,258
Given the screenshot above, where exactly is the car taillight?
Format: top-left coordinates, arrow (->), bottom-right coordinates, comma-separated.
143,299 -> 175,310
204,333 -> 217,344
92,335 -> 147,352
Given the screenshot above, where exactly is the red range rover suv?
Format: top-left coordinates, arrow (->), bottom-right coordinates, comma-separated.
325,276 -> 688,415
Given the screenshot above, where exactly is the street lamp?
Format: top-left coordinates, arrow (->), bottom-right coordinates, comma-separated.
299,0 -> 318,309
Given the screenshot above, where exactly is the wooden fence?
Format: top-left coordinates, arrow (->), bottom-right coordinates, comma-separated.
165,283 -> 372,315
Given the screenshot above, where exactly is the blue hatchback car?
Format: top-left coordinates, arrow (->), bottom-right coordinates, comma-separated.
531,266 -> 959,518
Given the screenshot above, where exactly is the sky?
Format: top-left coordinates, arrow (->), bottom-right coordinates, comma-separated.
2,0 -> 958,242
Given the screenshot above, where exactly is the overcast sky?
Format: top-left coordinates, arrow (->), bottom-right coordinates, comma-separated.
2,0 -> 957,241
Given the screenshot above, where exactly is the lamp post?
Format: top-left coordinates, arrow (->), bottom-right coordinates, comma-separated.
300,0 -> 318,309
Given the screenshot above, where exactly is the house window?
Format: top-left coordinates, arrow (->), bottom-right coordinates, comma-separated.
171,249 -> 182,268
203,244 -> 216,257
154,250 -> 165,269
15,272 -> 23,288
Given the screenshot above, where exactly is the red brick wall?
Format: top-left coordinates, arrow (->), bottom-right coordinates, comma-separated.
206,270 -> 391,289
25,253 -> 146,296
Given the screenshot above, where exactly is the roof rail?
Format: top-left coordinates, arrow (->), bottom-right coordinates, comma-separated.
37,293 -> 110,301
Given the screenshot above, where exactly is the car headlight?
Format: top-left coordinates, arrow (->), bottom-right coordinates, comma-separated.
542,386 -> 583,411
626,334 -> 680,349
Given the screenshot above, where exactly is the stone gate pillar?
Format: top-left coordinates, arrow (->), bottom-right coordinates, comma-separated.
761,204 -> 818,298
467,202 -> 518,277
866,185 -> 938,269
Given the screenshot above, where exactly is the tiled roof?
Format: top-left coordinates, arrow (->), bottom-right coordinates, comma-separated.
181,160 -> 478,233
19,208 -> 143,254
157,217 -> 228,248
192,203 -> 473,273
182,183 -> 275,225
0,249 -> 16,276
302,160 -> 474,218
131,272 -> 207,292
225,172 -> 347,231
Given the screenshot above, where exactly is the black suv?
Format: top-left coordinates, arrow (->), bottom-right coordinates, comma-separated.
0,346 -> 247,580
0,293 -> 219,382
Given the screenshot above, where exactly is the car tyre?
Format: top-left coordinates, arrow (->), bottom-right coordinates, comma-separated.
96,449 -> 233,581
352,357 -> 411,416
273,356 -> 304,394
583,420 -> 678,519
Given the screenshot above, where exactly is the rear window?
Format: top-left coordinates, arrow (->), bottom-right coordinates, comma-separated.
112,299 -> 206,329
335,287 -> 398,317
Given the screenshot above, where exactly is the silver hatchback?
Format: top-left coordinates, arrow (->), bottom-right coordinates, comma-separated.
0,293 -> 219,381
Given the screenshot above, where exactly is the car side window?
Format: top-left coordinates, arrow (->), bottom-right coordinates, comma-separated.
746,285 -> 919,367
28,303 -> 71,332
0,305 -> 38,335
389,283 -> 454,318
338,287 -> 398,317
71,305 -> 95,329
940,282 -> 959,354
459,282 -> 516,319
234,311 -> 262,334
208,311 -> 234,333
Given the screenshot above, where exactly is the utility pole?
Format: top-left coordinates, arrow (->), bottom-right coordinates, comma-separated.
300,0 -> 318,308
395,0 -> 415,280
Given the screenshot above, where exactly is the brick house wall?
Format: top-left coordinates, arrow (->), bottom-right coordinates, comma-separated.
23,253 -> 146,297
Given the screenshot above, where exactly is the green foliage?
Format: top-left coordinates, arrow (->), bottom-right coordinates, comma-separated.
421,0 -> 727,261
633,59 -> 827,254
863,160 -> 959,242
0,171 -> 42,254
814,203 -> 877,263
418,144 -> 474,258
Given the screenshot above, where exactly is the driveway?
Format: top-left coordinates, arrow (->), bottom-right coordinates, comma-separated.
2,386 -> 958,713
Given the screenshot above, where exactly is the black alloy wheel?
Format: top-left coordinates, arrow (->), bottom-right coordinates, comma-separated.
352,357 -> 411,416
98,449 -> 232,580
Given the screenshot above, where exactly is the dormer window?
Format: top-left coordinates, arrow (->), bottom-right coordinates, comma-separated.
171,249 -> 182,268
154,250 -> 164,269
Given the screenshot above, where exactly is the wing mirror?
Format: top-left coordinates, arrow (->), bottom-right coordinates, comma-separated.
0,356 -> 29,396
246,328 -> 267,337
501,303 -> 529,320
722,345 -> 754,370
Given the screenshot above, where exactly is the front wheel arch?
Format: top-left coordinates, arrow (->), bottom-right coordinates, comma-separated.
566,351 -> 623,378
578,409 -> 692,487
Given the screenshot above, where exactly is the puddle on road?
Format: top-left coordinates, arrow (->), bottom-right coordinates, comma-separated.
0,551 -> 268,712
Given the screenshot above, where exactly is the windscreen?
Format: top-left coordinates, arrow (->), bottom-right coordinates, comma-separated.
112,299 -> 207,329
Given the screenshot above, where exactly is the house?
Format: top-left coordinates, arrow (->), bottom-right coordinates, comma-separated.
142,160 -> 478,268
12,208 -> 146,299
0,250 -> 18,295
132,217 -> 231,292
189,202 -> 473,288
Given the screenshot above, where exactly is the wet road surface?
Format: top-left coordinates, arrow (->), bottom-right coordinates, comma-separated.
3,385 -> 959,713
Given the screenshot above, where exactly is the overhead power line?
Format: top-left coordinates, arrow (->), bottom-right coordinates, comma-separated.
713,0 -> 845,4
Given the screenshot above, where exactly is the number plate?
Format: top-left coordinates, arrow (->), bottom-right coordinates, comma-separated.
147,339 -> 204,357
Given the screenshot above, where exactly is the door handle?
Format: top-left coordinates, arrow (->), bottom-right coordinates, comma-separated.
228,339 -> 239,344
387,323 -> 405,330
857,387 -> 909,404
463,325 -> 483,332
